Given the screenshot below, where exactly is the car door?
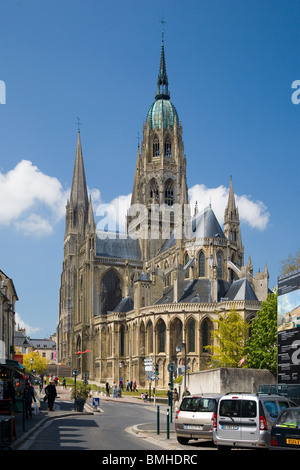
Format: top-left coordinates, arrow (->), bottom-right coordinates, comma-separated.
240,398 -> 258,443
218,398 -> 242,441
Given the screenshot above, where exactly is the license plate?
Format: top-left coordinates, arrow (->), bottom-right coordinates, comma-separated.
185,425 -> 203,430
221,425 -> 239,430
286,438 -> 300,445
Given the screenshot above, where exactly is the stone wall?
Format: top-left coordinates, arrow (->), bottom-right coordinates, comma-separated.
183,368 -> 276,397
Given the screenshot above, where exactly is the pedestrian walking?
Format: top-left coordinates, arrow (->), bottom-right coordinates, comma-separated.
45,380 -> 57,411
62,377 -> 66,389
182,386 -> 190,397
24,382 -> 36,419
106,381 -> 110,396
173,388 -> 179,412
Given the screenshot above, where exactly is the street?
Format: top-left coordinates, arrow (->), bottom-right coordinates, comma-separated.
16,393 -> 216,451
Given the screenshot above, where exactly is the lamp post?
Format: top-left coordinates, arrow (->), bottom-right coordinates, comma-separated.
176,342 -> 187,391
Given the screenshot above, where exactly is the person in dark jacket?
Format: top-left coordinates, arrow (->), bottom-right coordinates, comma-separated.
45,381 -> 57,411
24,382 -> 36,419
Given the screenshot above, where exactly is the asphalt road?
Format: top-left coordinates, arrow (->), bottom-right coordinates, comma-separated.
19,400 -> 165,451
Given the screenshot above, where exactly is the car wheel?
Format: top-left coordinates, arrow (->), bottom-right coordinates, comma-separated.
177,437 -> 189,445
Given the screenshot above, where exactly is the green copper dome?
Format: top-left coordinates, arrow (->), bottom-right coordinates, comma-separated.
146,34 -> 179,129
147,99 -> 179,129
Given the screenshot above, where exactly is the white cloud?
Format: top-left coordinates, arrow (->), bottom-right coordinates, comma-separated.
15,312 -> 42,336
0,160 -> 68,235
188,184 -> 270,230
0,160 -> 269,237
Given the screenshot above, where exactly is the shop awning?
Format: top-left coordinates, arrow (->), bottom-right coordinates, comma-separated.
0,359 -> 25,375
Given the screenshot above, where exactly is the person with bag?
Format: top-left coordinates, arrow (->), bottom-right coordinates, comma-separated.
24,381 -> 36,419
45,380 -> 57,411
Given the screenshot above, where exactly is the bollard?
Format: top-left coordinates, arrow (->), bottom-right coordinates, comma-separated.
166,408 -> 170,439
157,405 -> 160,435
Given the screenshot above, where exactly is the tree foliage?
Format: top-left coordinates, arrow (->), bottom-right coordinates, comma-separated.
23,351 -> 48,376
245,292 -> 277,374
207,308 -> 249,368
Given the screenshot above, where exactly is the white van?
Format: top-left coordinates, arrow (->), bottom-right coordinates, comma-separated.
213,393 -> 296,450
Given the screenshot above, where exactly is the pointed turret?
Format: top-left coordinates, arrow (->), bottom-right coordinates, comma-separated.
70,131 -> 89,211
65,131 -> 89,239
224,176 -> 242,250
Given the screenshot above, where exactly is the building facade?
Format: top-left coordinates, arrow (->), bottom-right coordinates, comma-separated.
58,36 -> 269,387
0,269 -> 18,361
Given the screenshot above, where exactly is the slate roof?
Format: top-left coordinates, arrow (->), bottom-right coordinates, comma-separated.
96,231 -> 142,261
155,277 -> 258,305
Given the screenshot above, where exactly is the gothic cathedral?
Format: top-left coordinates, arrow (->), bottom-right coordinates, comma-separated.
58,35 -> 269,387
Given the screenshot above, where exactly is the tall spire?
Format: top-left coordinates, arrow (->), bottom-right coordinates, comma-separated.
70,130 -> 89,211
155,32 -> 170,100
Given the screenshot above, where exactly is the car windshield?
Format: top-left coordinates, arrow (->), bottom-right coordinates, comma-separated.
180,397 -> 217,412
276,409 -> 300,429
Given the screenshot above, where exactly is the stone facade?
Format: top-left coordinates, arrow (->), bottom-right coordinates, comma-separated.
57,36 -> 269,388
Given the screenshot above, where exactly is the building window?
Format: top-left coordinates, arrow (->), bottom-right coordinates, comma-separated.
164,179 -> 174,206
149,178 -> 159,202
119,324 -> 125,357
199,251 -> 205,277
100,269 -> 122,314
184,252 -> 190,279
217,252 -> 223,278
153,136 -> 160,157
202,318 -> 212,352
157,320 -> 166,353
187,319 -> 196,353
164,137 -> 172,157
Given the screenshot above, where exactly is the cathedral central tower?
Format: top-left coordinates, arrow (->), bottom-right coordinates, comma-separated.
127,34 -> 188,259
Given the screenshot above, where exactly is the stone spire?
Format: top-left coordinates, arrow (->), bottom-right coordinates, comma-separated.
155,32 -> 170,100
70,131 -> 89,211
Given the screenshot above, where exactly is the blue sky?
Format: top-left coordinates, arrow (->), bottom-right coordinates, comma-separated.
0,0 -> 299,338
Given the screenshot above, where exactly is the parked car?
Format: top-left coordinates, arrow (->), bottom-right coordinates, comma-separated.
175,393 -> 223,445
270,406 -> 300,450
213,393 -> 297,450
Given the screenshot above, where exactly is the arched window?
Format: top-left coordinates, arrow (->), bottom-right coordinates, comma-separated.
217,252 -> 223,278
199,251 -> 205,277
164,179 -> 174,206
157,319 -> 166,353
153,136 -> 160,157
187,319 -> 196,353
149,178 -> 159,202
202,318 -> 212,352
164,137 -> 172,157
100,270 -> 122,314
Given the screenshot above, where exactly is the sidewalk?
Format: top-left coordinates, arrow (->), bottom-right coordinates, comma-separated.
9,387 -> 182,450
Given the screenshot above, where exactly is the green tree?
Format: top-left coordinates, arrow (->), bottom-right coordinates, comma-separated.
245,292 -> 277,374
207,308 -> 249,368
23,351 -> 48,376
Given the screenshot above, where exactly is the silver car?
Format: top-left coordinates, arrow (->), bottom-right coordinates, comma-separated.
213,393 -> 297,450
175,393 -> 223,445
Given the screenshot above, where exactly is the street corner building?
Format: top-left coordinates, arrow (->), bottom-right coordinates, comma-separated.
57,34 -> 270,387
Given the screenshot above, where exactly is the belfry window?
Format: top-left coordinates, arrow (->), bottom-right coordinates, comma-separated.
164,179 -> 174,206
153,137 -> 160,157
164,137 -> 172,158
149,178 -> 159,202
